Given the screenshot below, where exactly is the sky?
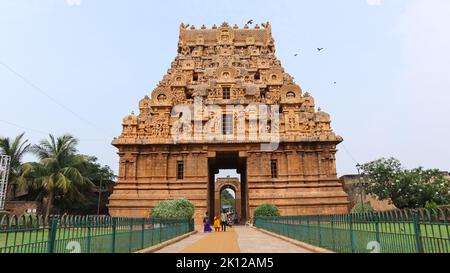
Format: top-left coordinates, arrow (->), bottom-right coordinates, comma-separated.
0,0 -> 449,178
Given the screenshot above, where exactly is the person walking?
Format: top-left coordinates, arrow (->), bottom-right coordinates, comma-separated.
227,213 -> 233,227
213,216 -> 221,232
220,210 -> 228,232
203,212 -> 212,233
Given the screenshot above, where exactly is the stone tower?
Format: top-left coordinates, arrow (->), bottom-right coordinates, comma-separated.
109,22 -> 349,224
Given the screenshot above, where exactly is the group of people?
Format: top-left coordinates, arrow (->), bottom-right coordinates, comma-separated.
203,210 -> 238,233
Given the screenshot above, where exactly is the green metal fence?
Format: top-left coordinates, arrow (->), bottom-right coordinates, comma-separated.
0,215 -> 194,253
255,208 -> 450,253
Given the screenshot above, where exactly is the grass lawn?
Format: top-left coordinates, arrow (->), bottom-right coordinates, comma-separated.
0,224 -> 186,253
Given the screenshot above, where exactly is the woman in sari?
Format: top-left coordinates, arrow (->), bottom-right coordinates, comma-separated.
203,212 -> 213,233
213,216 -> 221,232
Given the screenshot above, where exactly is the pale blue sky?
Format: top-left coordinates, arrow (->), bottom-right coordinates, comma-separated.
1,0 -> 449,177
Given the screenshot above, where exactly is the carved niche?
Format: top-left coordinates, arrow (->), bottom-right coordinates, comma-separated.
216,23 -> 234,44
171,73 -> 187,87
151,87 -> 172,106
181,60 -> 195,70
281,84 -> 302,104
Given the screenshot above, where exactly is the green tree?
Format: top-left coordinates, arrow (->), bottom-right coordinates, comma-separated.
0,132 -> 31,199
361,157 -> 450,209
18,134 -> 93,218
220,189 -> 235,209
54,155 -> 116,214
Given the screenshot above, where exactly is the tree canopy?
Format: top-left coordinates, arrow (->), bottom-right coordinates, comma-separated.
0,132 -> 31,198
220,188 -> 235,209
361,157 -> 450,209
13,134 -> 115,216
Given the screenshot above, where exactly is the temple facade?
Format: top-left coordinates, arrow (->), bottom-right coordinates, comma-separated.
108,22 -> 349,224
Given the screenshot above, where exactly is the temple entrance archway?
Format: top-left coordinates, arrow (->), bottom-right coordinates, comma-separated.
215,178 -> 241,224
208,151 -> 248,224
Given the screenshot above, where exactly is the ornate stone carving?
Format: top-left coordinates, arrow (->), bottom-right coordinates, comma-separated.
149,114 -> 170,138
172,87 -> 187,105
208,87 -> 222,99
231,87 -> 246,99
121,111 -> 138,138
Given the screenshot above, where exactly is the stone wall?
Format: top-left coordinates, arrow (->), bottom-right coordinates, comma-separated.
4,201 -> 42,216
340,175 -> 397,212
109,143 -> 350,225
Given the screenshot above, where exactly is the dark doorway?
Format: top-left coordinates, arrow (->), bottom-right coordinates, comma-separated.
208,151 -> 248,224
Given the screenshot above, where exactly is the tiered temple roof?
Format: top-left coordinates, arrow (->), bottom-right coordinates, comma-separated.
113,22 -> 341,146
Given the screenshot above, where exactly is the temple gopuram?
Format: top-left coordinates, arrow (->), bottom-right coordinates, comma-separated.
109,22 -> 349,224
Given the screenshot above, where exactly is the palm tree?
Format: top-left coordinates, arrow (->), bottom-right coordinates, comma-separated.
18,134 -> 93,218
0,132 -> 31,200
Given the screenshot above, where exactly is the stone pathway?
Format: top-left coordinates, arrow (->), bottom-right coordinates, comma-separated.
156,232 -> 207,253
156,226 -> 312,253
235,226 -> 311,253
181,227 -> 240,253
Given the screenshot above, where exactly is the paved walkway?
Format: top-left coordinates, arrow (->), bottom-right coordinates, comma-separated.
156,226 -> 312,253
235,226 -> 311,253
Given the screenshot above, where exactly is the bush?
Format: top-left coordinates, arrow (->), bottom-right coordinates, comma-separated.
151,198 -> 194,219
254,204 -> 280,218
351,203 -> 374,213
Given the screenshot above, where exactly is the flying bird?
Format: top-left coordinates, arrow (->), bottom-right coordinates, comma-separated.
317,48 -> 324,52
247,19 -> 253,25
294,53 -> 298,56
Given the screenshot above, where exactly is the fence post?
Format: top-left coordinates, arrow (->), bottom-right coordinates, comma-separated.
349,214 -> 356,253
331,215 -> 336,251
141,218 -> 145,250
288,217 -> 292,239
111,218 -> 117,253
87,217 -> 92,254
129,218 -> 133,253
412,211 -> 424,253
317,216 -> 322,247
306,217 -> 311,243
172,219 -> 175,238
47,217 -> 58,253
150,218 -> 154,246
374,214 -> 381,250
159,218 -> 163,243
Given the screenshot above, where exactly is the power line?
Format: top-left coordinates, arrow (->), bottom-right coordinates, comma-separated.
341,142 -> 359,165
0,119 -> 110,142
0,119 -> 48,135
0,60 -> 111,135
